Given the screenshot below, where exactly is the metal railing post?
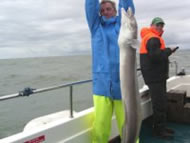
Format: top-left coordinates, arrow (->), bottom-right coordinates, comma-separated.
174,61 -> 178,75
170,61 -> 178,75
70,86 -> 73,118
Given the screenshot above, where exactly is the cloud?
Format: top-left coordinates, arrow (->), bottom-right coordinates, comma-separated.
0,0 -> 189,59
0,0 -> 90,59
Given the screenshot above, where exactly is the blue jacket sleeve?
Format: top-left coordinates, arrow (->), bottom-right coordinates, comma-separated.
85,0 -> 100,33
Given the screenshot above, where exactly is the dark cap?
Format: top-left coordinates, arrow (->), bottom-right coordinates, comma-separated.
151,17 -> 165,25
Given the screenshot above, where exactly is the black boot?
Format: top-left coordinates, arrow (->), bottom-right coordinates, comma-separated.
165,127 -> 175,134
153,129 -> 174,140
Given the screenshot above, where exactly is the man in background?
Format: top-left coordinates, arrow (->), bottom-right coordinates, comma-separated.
140,17 -> 178,140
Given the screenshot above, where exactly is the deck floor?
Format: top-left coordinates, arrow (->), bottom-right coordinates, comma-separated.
140,120 -> 190,143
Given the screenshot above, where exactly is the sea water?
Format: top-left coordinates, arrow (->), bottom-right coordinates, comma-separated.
0,55 -> 93,138
0,49 -> 189,139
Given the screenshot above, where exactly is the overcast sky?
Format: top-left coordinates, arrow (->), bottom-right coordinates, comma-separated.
0,0 -> 189,59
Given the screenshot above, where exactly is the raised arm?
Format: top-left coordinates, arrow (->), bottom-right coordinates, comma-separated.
85,0 -> 100,32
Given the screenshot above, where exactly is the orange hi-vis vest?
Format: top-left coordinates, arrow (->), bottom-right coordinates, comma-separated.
140,27 -> 166,54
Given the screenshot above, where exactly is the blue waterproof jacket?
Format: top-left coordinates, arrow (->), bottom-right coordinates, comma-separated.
85,0 -> 135,99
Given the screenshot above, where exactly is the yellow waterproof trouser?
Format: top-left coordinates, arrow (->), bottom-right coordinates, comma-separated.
92,95 -> 139,143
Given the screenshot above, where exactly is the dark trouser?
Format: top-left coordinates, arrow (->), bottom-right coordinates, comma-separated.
147,81 -> 167,132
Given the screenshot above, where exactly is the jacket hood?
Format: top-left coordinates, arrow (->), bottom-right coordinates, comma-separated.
140,27 -> 150,39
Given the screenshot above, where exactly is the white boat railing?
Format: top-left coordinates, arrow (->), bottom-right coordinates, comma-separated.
0,79 -> 92,118
0,60 -> 180,117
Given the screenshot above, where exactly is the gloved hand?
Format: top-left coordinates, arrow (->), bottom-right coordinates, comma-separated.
171,46 -> 179,53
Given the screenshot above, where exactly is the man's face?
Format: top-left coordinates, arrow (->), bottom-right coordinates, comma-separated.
152,23 -> 164,34
100,2 -> 116,19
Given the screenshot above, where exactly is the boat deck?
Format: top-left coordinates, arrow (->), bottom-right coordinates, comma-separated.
140,75 -> 190,143
111,75 -> 190,143
110,121 -> 190,143
110,120 -> 190,143
140,120 -> 190,143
